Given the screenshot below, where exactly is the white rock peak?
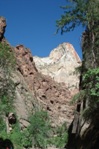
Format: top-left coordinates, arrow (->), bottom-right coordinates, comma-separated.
34,42 -> 81,89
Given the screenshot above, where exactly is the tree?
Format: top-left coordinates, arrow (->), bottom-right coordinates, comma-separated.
56,0 -> 99,33
56,0 -> 99,120
56,0 -> 99,66
56,1 -> 99,148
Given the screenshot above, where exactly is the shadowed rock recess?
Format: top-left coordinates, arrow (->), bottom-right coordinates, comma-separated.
0,17 -> 82,148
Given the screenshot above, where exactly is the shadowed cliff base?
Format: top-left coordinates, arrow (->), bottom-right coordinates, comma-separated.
65,117 -> 99,149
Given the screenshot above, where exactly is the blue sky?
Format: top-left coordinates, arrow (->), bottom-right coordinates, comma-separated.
0,0 -> 84,59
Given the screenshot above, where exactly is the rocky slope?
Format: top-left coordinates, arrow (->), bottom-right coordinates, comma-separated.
0,16 -> 81,130
0,16 -> 80,138
13,44 -> 74,127
13,42 -> 81,127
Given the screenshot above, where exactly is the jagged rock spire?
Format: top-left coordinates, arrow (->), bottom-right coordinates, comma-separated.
0,16 -> 6,41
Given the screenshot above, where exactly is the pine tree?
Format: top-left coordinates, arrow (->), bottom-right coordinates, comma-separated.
56,0 -> 99,121
56,1 -> 99,148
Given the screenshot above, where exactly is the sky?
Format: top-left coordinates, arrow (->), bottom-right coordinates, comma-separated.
0,0 -> 84,59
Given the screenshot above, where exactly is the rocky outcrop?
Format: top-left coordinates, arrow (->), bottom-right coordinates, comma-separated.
0,16 -> 79,133
34,42 -> 81,90
13,44 -> 75,127
0,16 -> 86,149
0,16 -> 6,40
0,16 -> 76,130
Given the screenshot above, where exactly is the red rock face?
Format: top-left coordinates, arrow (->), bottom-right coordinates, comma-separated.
0,17 -> 76,127
14,45 -> 75,126
14,45 -> 37,89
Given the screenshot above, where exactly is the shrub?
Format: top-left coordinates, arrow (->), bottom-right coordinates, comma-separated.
28,110 -> 51,148
0,42 -> 16,72
49,122 -> 68,148
0,42 -> 16,115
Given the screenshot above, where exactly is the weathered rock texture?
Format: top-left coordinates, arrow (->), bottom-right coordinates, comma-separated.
0,16 -> 77,130
0,16 -> 81,130
34,42 -> 81,90
0,16 -> 86,149
13,45 -> 75,127
0,16 -> 6,40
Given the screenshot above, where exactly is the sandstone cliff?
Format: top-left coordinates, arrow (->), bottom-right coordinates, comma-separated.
13,44 -> 74,127
34,42 -> 81,90
0,16 -> 78,129
0,16 -> 82,149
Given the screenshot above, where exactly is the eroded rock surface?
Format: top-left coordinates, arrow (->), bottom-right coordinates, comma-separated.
0,16 -> 76,129
0,16 -> 6,40
13,45 -> 75,127
34,42 -> 81,90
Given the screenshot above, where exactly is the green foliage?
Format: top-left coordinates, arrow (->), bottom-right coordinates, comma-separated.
9,123 -> 22,149
56,0 -> 88,33
0,108 -> 68,148
0,116 -> 7,138
82,68 -> 99,120
0,42 -> 16,120
83,68 -> 99,97
56,0 -> 99,123
56,0 -> 99,34
1,122 -> 23,149
28,110 -> 51,148
0,42 -> 16,72
49,122 -> 68,148
0,95 -> 14,115
71,90 -> 86,104
0,76 -> 15,101
0,42 -> 16,114
21,128 -> 32,148
0,42 -> 18,147
0,119 -> 31,149
72,68 -> 99,120
0,118 -> 22,149
20,110 -> 68,148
